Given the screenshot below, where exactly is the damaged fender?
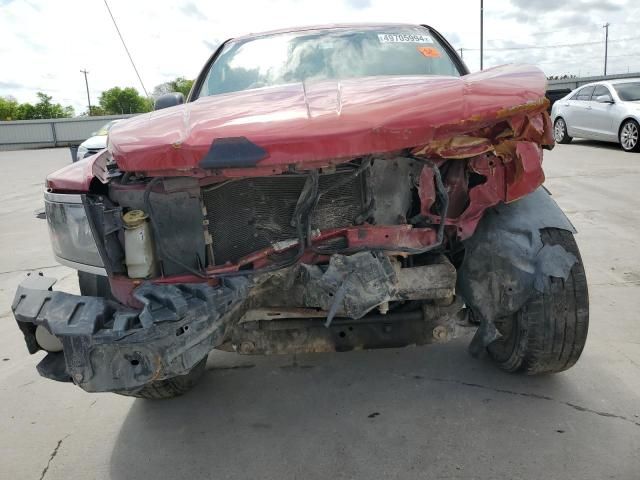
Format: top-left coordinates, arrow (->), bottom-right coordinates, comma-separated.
457,187 -> 577,355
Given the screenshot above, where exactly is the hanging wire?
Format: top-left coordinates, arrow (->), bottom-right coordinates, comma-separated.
102,0 -> 149,97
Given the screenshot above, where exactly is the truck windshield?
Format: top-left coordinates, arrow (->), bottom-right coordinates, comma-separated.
198,26 -> 461,97
613,82 -> 640,101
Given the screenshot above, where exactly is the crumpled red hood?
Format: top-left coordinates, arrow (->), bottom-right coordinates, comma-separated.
108,64 -> 549,175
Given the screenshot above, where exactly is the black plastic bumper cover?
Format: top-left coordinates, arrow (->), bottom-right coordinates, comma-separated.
12,277 -> 249,393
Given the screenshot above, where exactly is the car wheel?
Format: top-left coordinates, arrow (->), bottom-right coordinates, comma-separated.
487,228 -> 589,374
553,117 -> 572,144
115,357 -> 208,399
619,119 -> 640,152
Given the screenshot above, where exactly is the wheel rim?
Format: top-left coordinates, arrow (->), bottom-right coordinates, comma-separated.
554,119 -> 566,142
621,122 -> 639,150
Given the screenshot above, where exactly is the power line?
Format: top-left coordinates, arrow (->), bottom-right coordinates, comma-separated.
608,52 -> 640,58
480,39 -> 596,51
102,0 -> 149,97
529,24 -> 601,37
461,34 -> 640,52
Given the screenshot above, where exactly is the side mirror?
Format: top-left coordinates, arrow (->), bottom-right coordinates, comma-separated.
595,95 -> 614,104
154,92 -> 185,111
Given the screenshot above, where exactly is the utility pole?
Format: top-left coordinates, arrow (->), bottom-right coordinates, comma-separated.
80,69 -> 92,115
459,47 -> 464,59
603,23 -> 610,76
480,0 -> 484,70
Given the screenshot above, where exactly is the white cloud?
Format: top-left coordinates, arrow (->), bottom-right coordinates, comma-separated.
1,0 -> 638,114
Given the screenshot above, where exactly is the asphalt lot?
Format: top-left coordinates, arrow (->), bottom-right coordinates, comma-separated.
0,143 -> 639,480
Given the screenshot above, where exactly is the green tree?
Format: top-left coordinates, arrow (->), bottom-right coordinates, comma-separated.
79,105 -> 107,117
16,102 -> 36,119
153,77 -> 194,98
0,93 -> 73,120
99,87 -> 153,114
0,96 -> 19,120
30,92 -> 74,119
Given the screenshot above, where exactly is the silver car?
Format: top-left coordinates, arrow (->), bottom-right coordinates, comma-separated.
551,79 -> 640,152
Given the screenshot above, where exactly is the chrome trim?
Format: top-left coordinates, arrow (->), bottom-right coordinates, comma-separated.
44,191 -> 83,204
54,254 -> 108,276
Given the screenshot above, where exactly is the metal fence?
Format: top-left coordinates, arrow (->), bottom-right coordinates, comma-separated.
0,114 -> 137,151
547,72 -> 640,91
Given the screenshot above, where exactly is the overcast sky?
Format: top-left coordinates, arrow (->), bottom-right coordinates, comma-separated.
1,0 -> 639,114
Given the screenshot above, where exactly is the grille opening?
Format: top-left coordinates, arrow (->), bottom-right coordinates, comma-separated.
202,170 -> 365,265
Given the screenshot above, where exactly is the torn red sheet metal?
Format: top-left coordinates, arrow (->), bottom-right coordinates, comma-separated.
415,142 -> 546,241
107,224 -> 439,307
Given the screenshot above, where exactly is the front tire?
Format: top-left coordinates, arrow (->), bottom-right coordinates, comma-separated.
115,357 -> 208,399
553,117 -> 572,144
488,228 -> 589,374
619,119 -> 640,152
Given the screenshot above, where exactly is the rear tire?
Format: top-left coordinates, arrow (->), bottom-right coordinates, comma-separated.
553,117 -> 572,144
488,228 -> 589,374
619,119 -> 640,152
115,357 -> 207,399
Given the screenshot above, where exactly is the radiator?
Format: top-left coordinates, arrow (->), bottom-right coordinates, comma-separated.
202,171 -> 365,264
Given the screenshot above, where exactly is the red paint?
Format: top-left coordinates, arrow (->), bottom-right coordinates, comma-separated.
107,64 -> 548,176
448,155 -> 507,240
46,155 -> 97,193
108,275 -> 143,308
418,166 -> 437,215
504,142 -> 545,202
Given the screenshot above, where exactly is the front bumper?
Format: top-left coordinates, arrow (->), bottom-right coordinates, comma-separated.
12,252 -> 462,393
12,275 -> 249,393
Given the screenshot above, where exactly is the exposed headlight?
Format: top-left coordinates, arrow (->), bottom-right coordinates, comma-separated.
44,192 -> 105,273
76,145 -> 88,162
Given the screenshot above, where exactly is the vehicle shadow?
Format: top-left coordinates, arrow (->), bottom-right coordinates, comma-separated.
568,139 -> 622,151
107,339 -> 635,480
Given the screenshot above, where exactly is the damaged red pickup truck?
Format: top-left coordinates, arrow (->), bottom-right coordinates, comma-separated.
13,24 -> 588,399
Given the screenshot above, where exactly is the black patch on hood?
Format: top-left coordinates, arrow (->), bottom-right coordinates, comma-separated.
199,137 -> 268,169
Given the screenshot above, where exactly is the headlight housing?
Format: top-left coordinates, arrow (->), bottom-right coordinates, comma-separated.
44,192 -> 105,273
76,145 -> 88,162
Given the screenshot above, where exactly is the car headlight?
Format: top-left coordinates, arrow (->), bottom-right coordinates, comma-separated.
44,192 -> 104,272
76,145 -> 88,162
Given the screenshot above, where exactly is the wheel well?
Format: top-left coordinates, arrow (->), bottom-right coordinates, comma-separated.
618,117 -> 640,136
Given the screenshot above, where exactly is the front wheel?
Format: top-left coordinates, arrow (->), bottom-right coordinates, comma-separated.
553,117 -> 572,144
619,119 -> 640,152
115,357 -> 208,399
488,228 -> 589,374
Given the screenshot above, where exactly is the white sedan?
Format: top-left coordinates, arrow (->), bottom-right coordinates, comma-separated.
76,119 -> 121,161
551,79 -> 640,152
